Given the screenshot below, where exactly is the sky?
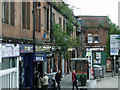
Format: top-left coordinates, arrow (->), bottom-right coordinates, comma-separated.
64,0 -> 119,25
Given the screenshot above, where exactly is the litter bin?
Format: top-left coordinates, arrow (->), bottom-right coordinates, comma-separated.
47,72 -> 57,88
93,65 -> 103,79
77,74 -> 87,86
48,78 -> 56,88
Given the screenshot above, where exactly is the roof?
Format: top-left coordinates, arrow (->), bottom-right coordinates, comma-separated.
76,15 -> 107,18
70,58 -> 88,61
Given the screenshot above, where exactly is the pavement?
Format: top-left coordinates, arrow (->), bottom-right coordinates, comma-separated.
61,73 -> 97,89
60,73 -> 118,89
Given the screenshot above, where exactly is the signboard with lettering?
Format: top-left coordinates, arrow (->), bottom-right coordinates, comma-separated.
110,34 -> 120,55
1,43 -> 20,58
33,53 -> 46,62
20,44 -> 33,53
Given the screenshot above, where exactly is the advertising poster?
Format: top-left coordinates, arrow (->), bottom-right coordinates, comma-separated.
106,59 -> 112,72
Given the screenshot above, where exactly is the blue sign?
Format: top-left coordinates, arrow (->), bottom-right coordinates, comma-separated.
33,53 -> 46,62
20,44 -> 33,53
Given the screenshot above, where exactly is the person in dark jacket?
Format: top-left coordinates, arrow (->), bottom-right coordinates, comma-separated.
34,72 -> 40,89
55,70 -> 62,90
72,70 -> 78,90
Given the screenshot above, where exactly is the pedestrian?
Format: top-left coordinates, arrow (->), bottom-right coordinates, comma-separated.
55,70 -> 62,90
38,73 -> 42,89
72,70 -> 78,90
40,72 -> 48,90
34,71 -> 40,89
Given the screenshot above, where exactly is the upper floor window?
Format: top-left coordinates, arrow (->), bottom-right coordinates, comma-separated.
44,7 -> 49,33
63,20 -> 66,30
52,13 -> 55,23
35,2 -> 41,32
2,2 -> 15,25
87,33 -> 99,44
22,2 -> 30,29
59,17 -> 62,26
88,33 -> 93,43
94,34 -> 99,43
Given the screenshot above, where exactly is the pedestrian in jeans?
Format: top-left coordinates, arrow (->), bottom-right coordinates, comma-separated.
72,70 -> 78,90
55,70 -> 62,90
40,72 -> 48,90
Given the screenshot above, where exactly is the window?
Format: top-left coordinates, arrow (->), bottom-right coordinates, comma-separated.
2,57 -> 17,70
63,20 -> 65,30
93,52 -> 101,64
10,58 -> 17,68
2,2 -> 15,25
2,58 -> 9,70
44,7 -> 47,33
35,2 -> 41,32
47,9 -> 49,32
94,34 -> 99,43
88,34 -> 93,43
52,13 -> 55,23
44,7 -> 49,33
22,2 -> 30,29
59,17 -> 61,26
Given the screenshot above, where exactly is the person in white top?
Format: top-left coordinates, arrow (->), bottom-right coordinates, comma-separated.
40,72 -> 48,90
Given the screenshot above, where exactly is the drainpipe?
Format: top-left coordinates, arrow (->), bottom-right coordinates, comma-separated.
50,5 -> 52,43
32,1 -> 36,54
32,1 -> 36,88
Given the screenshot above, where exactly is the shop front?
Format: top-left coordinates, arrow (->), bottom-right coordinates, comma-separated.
19,44 -> 34,89
0,43 -> 20,89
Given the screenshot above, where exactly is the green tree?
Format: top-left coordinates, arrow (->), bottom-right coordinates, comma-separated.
106,17 -> 120,56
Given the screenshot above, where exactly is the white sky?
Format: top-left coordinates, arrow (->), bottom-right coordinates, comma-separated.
64,0 -> 119,25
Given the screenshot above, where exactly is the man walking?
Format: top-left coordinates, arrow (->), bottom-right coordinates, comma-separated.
40,72 -> 48,90
55,70 -> 62,90
72,70 -> 78,90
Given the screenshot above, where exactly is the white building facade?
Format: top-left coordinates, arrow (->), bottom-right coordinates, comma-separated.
0,43 -> 19,89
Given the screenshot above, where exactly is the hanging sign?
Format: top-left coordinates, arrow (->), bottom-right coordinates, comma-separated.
33,53 -> 46,62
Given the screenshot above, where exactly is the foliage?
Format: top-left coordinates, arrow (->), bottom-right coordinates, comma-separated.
52,23 -> 78,53
66,20 -> 74,35
52,2 -> 75,23
105,17 -> 120,57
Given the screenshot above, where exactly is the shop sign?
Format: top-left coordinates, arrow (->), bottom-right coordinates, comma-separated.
110,34 -> 120,55
33,53 -> 46,61
46,53 -> 53,58
20,44 -> 33,53
35,45 -> 51,52
2,43 -> 20,58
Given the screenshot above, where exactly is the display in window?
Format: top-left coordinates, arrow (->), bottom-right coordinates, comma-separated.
93,52 -> 101,64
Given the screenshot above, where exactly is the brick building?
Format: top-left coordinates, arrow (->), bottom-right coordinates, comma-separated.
0,1 -> 77,89
77,16 -> 108,68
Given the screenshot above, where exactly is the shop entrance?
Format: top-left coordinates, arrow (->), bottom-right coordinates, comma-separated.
37,62 -> 43,77
33,62 -> 43,88
34,62 -> 43,77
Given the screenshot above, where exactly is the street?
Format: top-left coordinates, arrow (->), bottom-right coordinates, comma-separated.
60,73 -> 118,89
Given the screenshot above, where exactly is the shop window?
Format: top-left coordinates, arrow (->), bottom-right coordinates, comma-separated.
2,2 -> 15,25
2,57 -> 17,70
10,57 -> 17,68
87,33 -> 93,43
93,52 -> 101,64
94,34 -> 99,43
2,58 -> 10,70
